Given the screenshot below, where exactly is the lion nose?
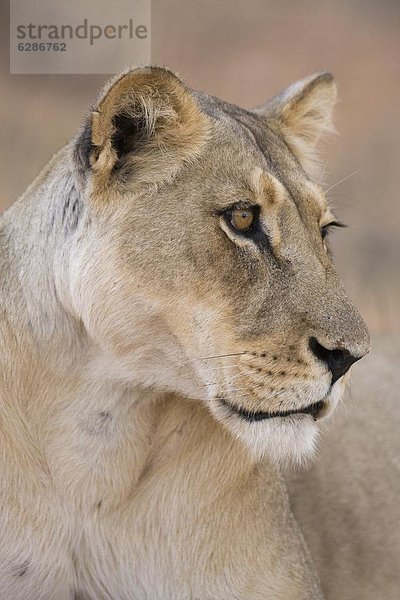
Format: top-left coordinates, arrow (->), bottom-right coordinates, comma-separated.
309,337 -> 362,384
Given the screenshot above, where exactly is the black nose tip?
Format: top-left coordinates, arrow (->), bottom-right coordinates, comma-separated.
309,337 -> 360,384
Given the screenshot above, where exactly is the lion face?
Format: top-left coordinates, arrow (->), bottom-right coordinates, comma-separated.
71,67 -> 370,463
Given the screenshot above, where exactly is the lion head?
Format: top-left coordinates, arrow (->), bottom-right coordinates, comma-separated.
68,66 -> 370,463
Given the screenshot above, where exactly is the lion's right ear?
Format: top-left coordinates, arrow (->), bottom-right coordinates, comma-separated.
74,67 -> 209,194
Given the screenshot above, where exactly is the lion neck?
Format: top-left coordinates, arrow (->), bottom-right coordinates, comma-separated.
0,152 -> 147,499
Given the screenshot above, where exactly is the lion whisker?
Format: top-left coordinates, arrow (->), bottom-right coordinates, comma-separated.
324,169 -> 360,194
180,352 -> 247,365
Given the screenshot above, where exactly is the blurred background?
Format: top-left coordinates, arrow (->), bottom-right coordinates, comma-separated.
1,0 -> 399,334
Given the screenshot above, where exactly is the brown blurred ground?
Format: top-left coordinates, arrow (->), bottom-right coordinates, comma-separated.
0,0 -> 399,333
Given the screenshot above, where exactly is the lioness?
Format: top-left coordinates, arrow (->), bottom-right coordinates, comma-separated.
0,67 -> 370,599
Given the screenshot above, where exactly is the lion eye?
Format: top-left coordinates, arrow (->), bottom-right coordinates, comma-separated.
320,220 -> 346,240
231,208 -> 254,232
224,206 -> 258,234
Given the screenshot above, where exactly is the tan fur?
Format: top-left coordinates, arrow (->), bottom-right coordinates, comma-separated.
0,67 -> 370,599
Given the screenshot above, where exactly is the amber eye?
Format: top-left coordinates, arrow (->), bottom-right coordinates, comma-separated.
229,208 -> 255,233
320,220 -> 346,240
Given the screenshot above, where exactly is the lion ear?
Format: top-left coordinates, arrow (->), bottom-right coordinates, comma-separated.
254,73 -> 337,178
74,67 -> 209,192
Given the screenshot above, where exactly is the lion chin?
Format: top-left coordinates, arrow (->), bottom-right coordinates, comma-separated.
209,380 -> 345,466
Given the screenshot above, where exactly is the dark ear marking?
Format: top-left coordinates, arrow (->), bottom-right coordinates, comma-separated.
111,112 -> 148,160
74,109 -> 149,177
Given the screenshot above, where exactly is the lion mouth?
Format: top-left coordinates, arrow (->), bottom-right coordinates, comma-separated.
218,398 -> 325,422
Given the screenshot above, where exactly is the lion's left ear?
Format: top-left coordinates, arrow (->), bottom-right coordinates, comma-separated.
74,67 -> 210,195
254,72 -> 337,178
